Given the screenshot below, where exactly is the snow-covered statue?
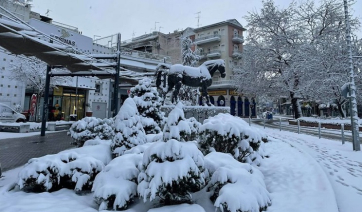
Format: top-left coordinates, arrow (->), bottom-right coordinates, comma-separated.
156,59 -> 226,105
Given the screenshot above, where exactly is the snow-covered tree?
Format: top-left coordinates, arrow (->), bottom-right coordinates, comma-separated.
68,117 -> 114,147
9,56 -> 71,120
199,113 -> 266,166
179,37 -> 201,105
111,98 -> 147,158
234,0 -> 361,119
162,103 -> 200,142
205,152 -> 271,212
129,78 -> 163,134
137,139 -> 205,205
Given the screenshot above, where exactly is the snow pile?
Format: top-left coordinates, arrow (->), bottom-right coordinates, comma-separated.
199,113 -> 267,165
163,103 -> 201,142
138,139 -> 206,205
17,142 -> 111,193
111,98 -> 147,157
130,78 -> 164,134
205,152 -> 271,212
92,154 -> 143,210
68,117 -> 114,147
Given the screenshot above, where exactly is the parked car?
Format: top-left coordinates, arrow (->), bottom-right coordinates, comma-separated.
0,103 -> 26,123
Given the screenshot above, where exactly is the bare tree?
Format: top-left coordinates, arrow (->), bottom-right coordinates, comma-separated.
235,0 -> 361,118
9,56 -> 71,120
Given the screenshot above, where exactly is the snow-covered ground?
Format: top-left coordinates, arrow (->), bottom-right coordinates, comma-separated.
1,118 -> 360,212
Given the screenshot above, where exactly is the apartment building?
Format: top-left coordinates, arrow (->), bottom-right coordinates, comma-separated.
193,19 -> 255,117
122,19 -> 255,117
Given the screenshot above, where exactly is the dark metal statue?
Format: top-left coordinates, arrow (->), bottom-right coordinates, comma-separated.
156,59 -> 226,105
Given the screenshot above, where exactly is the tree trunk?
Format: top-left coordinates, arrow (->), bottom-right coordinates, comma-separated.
290,92 -> 301,119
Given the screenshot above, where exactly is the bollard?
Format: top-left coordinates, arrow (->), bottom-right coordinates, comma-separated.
279,118 -> 282,131
341,124 -> 345,145
297,119 -> 300,134
318,122 -> 321,139
263,118 -> 265,129
249,117 -> 251,126
0,162 -> 2,177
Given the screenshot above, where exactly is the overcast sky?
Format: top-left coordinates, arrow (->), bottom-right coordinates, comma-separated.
30,0 -> 362,41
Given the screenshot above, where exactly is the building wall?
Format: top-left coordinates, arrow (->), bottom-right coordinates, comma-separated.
0,52 -> 26,108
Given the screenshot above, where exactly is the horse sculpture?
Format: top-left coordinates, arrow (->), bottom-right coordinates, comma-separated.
156,59 -> 226,105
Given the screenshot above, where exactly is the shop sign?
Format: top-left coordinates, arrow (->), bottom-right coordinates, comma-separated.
229,90 -> 242,96
208,90 -> 227,96
53,86 -> 63,95
30,94 -> 37,116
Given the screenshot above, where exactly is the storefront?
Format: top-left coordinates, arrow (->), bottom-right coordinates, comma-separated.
50,86 -> 87,121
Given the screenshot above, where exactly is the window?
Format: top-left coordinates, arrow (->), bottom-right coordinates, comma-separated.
95,84 -> 101,93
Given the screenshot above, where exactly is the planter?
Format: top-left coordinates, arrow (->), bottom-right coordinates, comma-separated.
86,112 -> 93,117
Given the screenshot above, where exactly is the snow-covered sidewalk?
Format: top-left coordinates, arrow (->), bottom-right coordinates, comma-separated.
257,126 -> 362,212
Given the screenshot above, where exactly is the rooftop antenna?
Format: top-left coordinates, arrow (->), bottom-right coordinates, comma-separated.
195,11 -> 201,27
132,31 -> 136,38
45,9 -> 51,17
154,21 -> 159,31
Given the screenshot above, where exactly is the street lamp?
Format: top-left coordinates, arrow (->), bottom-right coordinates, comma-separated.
343,0 -> 360,151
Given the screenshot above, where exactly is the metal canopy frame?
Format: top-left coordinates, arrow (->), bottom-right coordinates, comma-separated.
0,6 -> 121,136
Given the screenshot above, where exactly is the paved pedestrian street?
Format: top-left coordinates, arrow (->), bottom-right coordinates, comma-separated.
0,131 -> 74,171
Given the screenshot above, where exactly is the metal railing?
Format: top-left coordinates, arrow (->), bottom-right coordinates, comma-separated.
194,34 -> 221,42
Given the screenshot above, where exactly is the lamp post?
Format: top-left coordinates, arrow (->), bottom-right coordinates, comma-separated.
343,0 -> 360,151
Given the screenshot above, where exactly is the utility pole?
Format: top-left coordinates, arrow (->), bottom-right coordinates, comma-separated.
154,22 -> 159,31
195,12 -> 201,27
343,0 -> 360,151
113,33 -> 121,117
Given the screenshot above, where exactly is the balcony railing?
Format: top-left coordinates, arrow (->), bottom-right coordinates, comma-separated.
232,50 -> 243,59
194,34 -> 221,45
232,35 -> 244,44
207,50 -> 221,58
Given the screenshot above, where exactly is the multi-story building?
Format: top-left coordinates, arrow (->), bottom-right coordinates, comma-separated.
121,19 -> 256,117
193,19 -> 256,117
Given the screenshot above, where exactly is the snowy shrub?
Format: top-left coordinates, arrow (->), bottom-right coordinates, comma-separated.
205,152 -> 271,212
138,139 -> 205,205
199,113 -> 267,166
93,154 -> 143,210
68,117 -> 115,147
163,103 -> 201,142
111,98 -> 147,158
130,78 -> 164,134
18,143 -> 111,193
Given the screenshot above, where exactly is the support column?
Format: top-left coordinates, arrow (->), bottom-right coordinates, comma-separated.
113,33 -> 121,117
344,0 -> 360,151
41,65 -> 51,136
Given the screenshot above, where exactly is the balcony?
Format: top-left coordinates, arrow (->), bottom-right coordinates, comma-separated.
207,50 -> 221,58
232,50 -> 243,59
232,35 -> 244,44
210,80 -> 234,89
194,34 -> 221,45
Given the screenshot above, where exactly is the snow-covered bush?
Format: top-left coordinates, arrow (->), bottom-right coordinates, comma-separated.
205,152 -> 271,212
68,117 -> 114,147
130,78 -> 164,134
17,142 -> 111,193
93,154 -> 143,210
111,98 -> 147,157
163,103 -> 201,142
199,113 -> 267,166
138,139 -> 205,205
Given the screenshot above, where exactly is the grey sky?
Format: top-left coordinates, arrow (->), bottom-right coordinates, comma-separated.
31,0 -> 362,41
